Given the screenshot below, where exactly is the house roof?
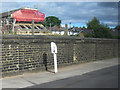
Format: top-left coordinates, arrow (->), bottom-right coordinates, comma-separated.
110,29 -> 119,36
68,27 -> 93,34
51,25 -> 65,31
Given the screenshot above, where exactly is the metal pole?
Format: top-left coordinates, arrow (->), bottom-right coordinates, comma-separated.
54,53 -> 57,73
70,22 -> 71,28
7,9 -> 9,25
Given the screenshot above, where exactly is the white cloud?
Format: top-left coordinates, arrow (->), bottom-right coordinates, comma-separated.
62,19 -> 87,24
0,2 -> 118,27
104,21 -> 118,26
1,0 -> 120,2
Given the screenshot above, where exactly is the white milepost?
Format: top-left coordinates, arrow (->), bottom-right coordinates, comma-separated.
54,53 -> 57,73
51,42 -> 58,73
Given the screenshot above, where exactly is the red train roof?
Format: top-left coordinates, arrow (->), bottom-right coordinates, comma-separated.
12,9 -> 45,22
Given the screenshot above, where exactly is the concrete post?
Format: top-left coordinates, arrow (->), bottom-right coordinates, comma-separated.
32,20 -> 34,35
64,24 -> 68,36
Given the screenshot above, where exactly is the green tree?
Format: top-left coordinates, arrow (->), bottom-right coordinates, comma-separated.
45,16 -> 61,27
83,26 -> 86,29
86,17 -> 112,38
87,17 -> 100,30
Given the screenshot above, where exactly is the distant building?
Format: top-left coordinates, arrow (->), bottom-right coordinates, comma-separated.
50,25 -> 65,35
50,25 -> 85,36
77,30 -> 85,38
110,29 -> 119,36
68,27 -> 93,36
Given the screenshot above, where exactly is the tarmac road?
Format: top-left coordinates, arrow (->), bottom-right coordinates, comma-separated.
1,58 -> 118,89
27,65 -> 119,88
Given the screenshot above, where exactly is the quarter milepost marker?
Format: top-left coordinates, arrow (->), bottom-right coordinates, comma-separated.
51,42 -> 58,73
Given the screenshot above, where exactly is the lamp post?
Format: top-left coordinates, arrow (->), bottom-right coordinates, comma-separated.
69,22 -> 71,28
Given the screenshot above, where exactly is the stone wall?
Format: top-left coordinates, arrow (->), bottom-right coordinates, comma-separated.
1,35 -> 119,77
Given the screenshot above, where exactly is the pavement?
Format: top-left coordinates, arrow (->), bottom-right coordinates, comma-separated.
27,65 -> 118,88
0,58 -> 118,89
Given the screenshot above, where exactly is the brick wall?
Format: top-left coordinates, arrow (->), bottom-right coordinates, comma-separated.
1,35 -> 119,77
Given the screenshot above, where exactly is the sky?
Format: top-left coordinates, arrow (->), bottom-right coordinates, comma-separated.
0,1 -> 119,28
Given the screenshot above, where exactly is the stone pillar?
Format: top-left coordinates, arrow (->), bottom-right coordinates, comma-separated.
64,24 -> 68,36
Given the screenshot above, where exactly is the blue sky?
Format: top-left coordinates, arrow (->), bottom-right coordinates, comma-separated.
1,2 -> 118,28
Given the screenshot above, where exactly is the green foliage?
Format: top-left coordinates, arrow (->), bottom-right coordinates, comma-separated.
83,26 -> 86,29
39,21 -> 46,27
86,17 -> 112,38
84,33 -> 93,38
111,35 -> 120,39
45,16 -> 61,27
87,17 -> 100,30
